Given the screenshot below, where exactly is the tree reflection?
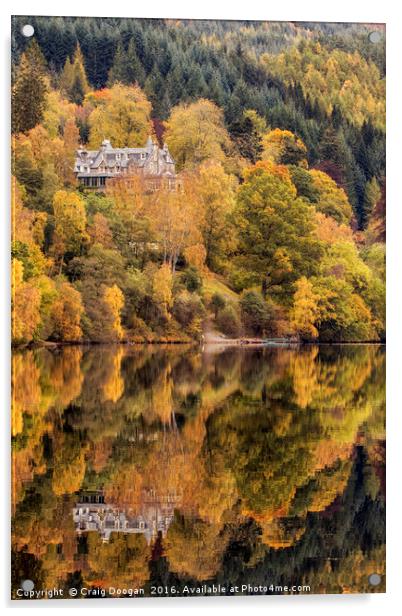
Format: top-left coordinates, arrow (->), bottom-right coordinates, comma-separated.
12,343 -> 385,596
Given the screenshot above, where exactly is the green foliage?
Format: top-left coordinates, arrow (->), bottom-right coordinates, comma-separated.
108,40 -> 146,87
180,266 -> 203,293
12,40 -> 48,134
173,290 -> 205,329
309,170 -> 353,225
233,161 -> 322,299
229,109 -> 266,163
210,292 -> 226,318
215,305 -> 242,338
239,290 -> 275,337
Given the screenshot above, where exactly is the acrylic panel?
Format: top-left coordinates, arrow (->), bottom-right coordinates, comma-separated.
11,16 -> 386,600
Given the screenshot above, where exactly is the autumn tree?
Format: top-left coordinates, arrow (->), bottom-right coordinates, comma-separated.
365,181 -> 385,244
291,277 -> 320,341
152,264 -> 173,317
59,56 -> 74,96
86,84 -> 152,148
149,176 -> 202,272
195,161 -> 237,269
229,109 -> 266,163
42,90 -> 77,139
262,129 -> 308,167
51,279 -> 84,341
13,126 -> 67,212
314,212 -> 354,244
312,276 -> 376,342
103,284 -> 125,340
164,99 -> 232,170
72,245 -> 127,342
62,118 -> 80,186
233,161 -> 322,299
88,212 -> 114,248
52,190 -> 88,267
12,259 -> 41,344
309,169 -> 353,225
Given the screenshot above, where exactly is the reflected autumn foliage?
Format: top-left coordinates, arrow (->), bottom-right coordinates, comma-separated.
12,344 -> 385,596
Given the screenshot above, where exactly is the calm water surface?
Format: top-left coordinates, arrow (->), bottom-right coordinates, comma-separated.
12,344 -> 385,598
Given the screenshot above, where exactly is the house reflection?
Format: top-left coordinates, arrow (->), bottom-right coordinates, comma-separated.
73,489 -> 181,544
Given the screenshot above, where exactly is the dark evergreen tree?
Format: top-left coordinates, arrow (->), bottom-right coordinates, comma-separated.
12,40 -> 48,134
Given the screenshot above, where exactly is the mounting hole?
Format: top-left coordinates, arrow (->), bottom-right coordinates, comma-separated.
21,579 -> 35,591
21,24 -> 34,38
368,573 -> 381,586
368,31 -> 381,44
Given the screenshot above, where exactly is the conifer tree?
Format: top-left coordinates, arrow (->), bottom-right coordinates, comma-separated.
126,38 -> 145,85
107,42 -> 127,85
12,40 -> 48,134
362,177 -> 381,229
108,39 -> 145,87
69,45 -> 89,105
59,56 -> 74,95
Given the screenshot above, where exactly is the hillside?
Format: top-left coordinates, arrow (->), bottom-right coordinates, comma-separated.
11,17 -> 385,345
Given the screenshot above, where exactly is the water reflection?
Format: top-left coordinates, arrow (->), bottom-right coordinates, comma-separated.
74,489 -> 180,544
12,344 -> 385,597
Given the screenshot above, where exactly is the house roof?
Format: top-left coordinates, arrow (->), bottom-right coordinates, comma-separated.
75,137 -> 176,177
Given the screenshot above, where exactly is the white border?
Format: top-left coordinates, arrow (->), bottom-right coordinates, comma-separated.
1,1 -> 401,614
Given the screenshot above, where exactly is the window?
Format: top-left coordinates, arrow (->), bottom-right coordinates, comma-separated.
141,153 -> 146,160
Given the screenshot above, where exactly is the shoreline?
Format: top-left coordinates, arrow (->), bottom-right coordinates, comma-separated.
12,338 -> 386,350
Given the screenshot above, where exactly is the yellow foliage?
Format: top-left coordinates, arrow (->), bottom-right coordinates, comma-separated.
52,447 -> 86,496
86,84 -> 152,148
149,175 -> 203,271
103,284 -> 125,340
164,99 -> 232,170
51,280 -> 84,341
52,190 -> 88,258
12,259 -> 42,344
43,89 -> 77,139
291,276 -> 320,340
314,211 -> 354,244
152,264 -> 173,315
102,347 -> 125,403
262,128 -> 307,167
183,243 -> 207,270
310,169 -> 353,225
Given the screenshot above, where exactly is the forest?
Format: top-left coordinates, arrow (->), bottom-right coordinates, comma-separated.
11,17 -> 386,344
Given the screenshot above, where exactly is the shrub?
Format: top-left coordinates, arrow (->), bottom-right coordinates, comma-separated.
210,292 -> 226,318
240,290 -> 275,336
180,266 -> 203,293
173,290 -> 205,327
216,305 -> 242,337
